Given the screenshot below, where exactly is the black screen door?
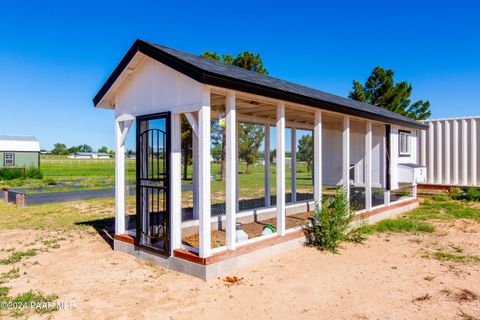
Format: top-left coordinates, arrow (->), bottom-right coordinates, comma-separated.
136,113 -> 170,256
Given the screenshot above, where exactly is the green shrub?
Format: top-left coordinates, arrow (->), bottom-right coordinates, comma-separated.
0,168 -> 24,180
0,167 -> 43,180
450,187 -> 463,200
43,177 -> 57,185
432,193 -> 450,202
466,187 -> 480,202
24,167 -> 43,179
304,188 -> 351,252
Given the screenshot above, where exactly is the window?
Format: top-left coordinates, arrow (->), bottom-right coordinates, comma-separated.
4,153 -> 15,166
399,131 -> 411,156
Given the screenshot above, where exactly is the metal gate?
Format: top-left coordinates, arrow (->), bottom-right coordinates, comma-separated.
136,113 -> 170,256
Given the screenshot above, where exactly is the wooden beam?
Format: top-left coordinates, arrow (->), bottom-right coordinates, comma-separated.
225,93 -> 237,250
291,128 -> 297,203
365,121 -> 372,211
314,111 -> 322,203
198,89 -> 211,258
276,102 -> 286,236
264,124 -> 271,207
114,118 -> 125,235
170,112 -> 182,254
343,116 -> 350,202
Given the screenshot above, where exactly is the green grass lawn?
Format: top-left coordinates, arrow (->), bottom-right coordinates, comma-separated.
0,155 -> 315,197
359,196 -> 480,234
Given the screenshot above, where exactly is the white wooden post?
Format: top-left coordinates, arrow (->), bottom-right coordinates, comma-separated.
462,119 -> 468,186
114,119 -> 126,235
198,89 -> 211,258
343,116 -> 350,202
264,124 -> 271,207
313,111 -> 322,204
452,120 -> 459,185
192,120 -> 199,219
428,123 -> 434,183
420,129 -> 426,167
436,121 -> 443,184
291,128 -> 297,203
170,113 -> 182,254
235,119 -> 240,212
444,121 -> 451,185
276,102 -> 286,236
365,121 -> 372,211
383,126 -> 390,205
471,118 -> 477,186
225,93 -> 236,250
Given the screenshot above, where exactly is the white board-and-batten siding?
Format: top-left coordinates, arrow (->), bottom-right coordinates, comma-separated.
115,56 -> 205,118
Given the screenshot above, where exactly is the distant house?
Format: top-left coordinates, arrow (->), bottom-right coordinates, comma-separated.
68,152 -> 111,159
0,135 -> 40,169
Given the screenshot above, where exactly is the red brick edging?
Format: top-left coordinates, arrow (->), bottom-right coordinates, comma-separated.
115,199 -> 419,266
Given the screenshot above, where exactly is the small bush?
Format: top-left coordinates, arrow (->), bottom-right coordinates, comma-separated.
0,167 -> 43,180
24,167 -> 43,179
466,187 -> 480,202
450,187 -> 463,200
304,188 -> 352,252
0,168 -> 24,180
43,177 -> 57,185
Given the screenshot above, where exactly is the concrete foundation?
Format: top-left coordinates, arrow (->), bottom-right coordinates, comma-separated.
114,199 -> 419,280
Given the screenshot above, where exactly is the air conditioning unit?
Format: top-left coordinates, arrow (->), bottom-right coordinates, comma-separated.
398,163 -> 427,184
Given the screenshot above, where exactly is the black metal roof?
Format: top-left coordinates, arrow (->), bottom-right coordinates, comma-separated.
93,39 -> 427,129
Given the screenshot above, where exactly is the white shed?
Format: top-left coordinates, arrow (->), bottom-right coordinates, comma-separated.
0,135 -> 40,169
93,40 -> 428,279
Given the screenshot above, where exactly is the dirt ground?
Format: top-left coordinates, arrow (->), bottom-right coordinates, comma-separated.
1,219 -> 479,319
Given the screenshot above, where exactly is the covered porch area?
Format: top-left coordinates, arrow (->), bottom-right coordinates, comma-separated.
113,87 -> 418,276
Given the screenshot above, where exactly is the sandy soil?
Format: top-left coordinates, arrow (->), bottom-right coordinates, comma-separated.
1,219 -> 479,320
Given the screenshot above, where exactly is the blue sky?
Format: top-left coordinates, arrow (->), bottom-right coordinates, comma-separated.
1,0 -> 479,151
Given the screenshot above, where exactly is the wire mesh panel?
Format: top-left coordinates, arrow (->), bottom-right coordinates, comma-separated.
210,119 -> 226,217
390,185 -> 414,203
371,124 -> 386,207
237,122 -> 266,212
349,120 -> 366,211
295,129 -> 314,202
322,115 -> 343,201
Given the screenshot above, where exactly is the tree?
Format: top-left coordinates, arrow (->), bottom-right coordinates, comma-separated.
200,50 -> 268,180
67,146 -> 79,154
270,149 -> 276,164
238,123 -> 264,174
51,143 -> 68,155
348,67 -> 431,120
77,144 -> 93,152
297,135 -> 314,172
181,116 -> 193,181
98,146 -> 108,153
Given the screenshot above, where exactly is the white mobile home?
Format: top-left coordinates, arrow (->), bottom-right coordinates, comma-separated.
93,40 -> 427,279
418,116 -> 479,187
